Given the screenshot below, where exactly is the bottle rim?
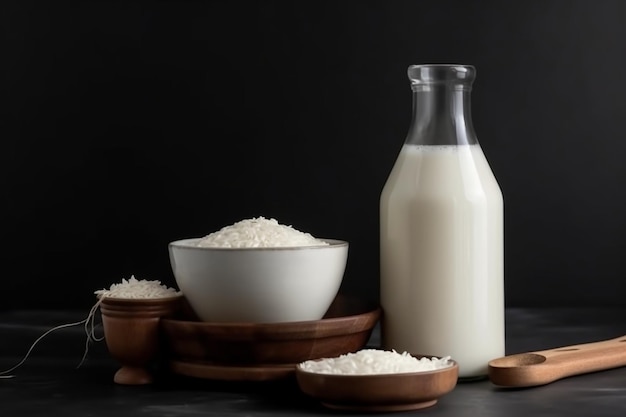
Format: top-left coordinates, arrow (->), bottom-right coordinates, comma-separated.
408,64 -> 476,89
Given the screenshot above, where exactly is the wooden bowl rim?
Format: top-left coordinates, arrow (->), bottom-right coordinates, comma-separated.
160,308 -> 381,341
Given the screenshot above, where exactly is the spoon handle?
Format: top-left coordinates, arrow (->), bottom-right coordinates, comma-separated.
488,335 -> 626,387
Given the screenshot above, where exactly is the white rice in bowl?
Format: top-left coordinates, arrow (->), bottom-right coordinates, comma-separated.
94,276 -> 181,299
298,349 -> 453,375
196,217 -> 329,248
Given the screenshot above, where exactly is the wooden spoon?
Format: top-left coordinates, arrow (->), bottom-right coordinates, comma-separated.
488,335 -> 626,387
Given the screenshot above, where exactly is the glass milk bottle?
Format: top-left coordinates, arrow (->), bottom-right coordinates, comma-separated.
380,64 -> 504,379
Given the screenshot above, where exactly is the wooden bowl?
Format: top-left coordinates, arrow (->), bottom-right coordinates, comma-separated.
160,295 -> 380,381
295,356 -> 459,412
99,295 -> 183,385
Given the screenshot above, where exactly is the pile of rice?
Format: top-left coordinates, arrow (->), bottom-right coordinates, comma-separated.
94,276 -> 181,299
196,217 -> 329,248
298,349 -> 453,375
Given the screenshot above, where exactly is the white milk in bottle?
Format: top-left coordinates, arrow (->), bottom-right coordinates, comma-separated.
380,65 -> 504,378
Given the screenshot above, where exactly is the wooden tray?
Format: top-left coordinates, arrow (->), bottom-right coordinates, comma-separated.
161,295 -> 381,381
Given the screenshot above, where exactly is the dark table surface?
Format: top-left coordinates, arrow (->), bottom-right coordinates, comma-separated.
1,307 -> 625,416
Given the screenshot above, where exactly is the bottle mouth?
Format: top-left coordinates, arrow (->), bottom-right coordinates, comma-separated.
408,64 -> 476,90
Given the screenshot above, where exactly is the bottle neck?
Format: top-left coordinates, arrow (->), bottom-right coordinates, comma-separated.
405,65 -> 478,146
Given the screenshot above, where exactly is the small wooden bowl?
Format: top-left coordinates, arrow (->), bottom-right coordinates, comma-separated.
160,295 -> 381,381
295,357 -> 459,412
100,295 -> 183,385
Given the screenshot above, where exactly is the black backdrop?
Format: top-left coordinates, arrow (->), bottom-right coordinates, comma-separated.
2,0 -> 625,310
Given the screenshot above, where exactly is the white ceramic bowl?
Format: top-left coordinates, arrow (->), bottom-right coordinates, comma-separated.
168,238 -> 348,323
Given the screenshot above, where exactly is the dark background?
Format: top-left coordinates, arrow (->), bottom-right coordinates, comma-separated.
1,0 -> 625,311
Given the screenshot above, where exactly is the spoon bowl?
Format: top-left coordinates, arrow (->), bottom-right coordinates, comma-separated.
489,353 -> 546,367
